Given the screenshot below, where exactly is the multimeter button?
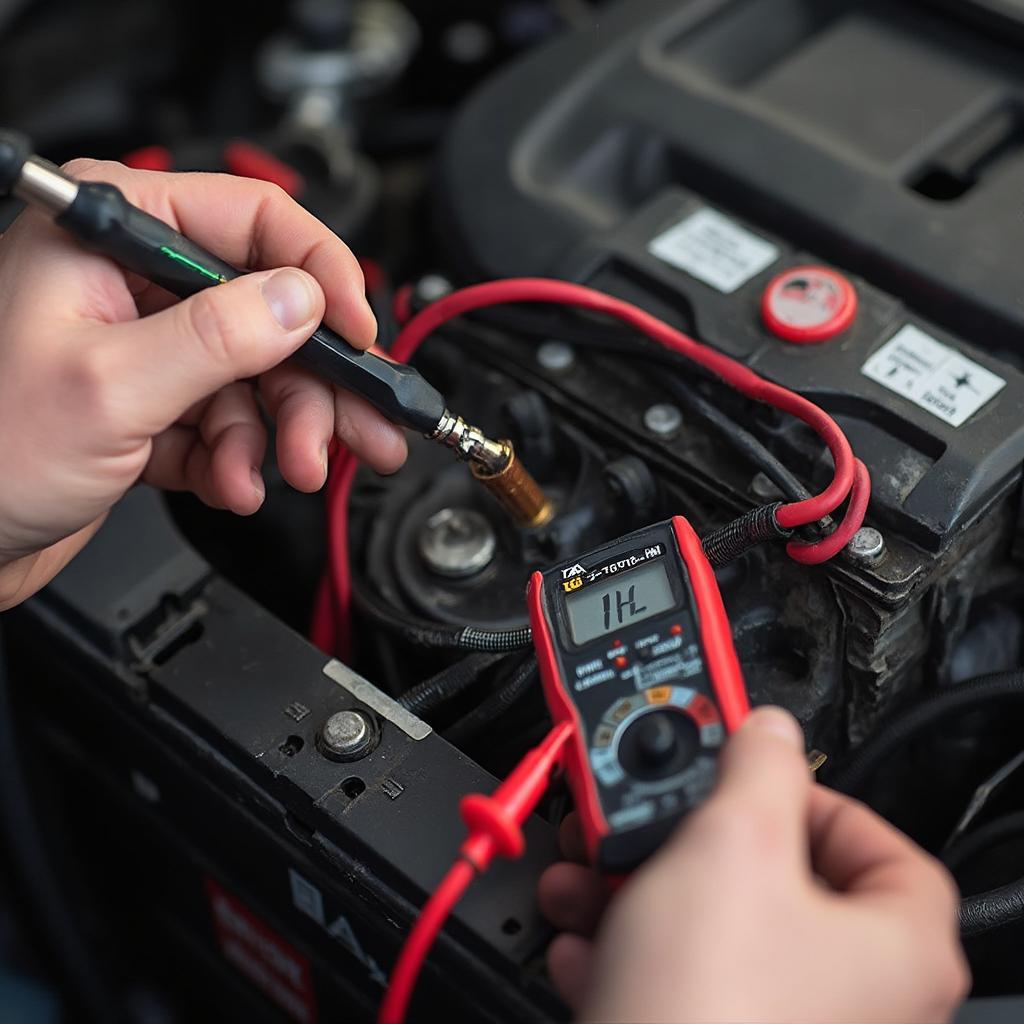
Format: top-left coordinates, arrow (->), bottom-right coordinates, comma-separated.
614,655 -> 628,669
618,710 -> 701,781
761,265 -> 857,344
670,623 -> 683,636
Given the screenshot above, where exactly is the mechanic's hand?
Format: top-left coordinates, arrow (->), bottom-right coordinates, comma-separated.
0,161 -> 407,610
539,706 -> 970,1023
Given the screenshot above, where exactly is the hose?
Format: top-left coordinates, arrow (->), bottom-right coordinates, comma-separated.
827,671 -> 1024,795
943,811 -> 1024,873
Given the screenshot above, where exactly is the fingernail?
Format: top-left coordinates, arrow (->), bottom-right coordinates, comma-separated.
319,444 -> 330,484
747,706 -> 803,749
262,269 -> 317,330
250,468 -> 265,503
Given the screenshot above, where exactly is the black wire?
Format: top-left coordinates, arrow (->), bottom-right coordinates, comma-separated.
462,304 -> 818,515
826,671 -> 1024,795
0,617 -> 117,1021
398,652 -> 507,717
352,581 -> 531,652
960,878 -> 1024,937
442,655 -> 539,747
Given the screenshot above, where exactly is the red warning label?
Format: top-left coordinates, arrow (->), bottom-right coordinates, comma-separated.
205,876 -> 318,1024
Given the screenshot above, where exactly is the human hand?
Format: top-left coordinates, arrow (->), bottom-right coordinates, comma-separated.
0,160 -> 407,609
539,707 -> 970,1023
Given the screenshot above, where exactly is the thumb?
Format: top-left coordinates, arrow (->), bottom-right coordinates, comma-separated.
698,706 -> 813,862
90,267 -> 325,436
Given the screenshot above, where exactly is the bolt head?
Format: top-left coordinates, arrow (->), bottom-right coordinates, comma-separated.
418,507 -> 497,578
319,709 -> 373,760
643,403 -> 683,438
416,274 -> 452,303
536,341 -> 575,372
846,527 -> 885,562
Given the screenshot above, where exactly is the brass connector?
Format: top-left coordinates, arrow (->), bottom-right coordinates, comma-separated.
471,441 -> 554,529
430,410 -> 554,528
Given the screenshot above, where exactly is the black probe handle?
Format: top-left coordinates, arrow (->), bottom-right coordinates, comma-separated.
56,181 -> 446,434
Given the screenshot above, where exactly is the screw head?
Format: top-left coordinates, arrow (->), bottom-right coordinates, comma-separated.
418,507 -> 496,578
643,403 -> 683,438
319,710 -> 374,761
846,527 -> 885,563
536,341 -> 575,372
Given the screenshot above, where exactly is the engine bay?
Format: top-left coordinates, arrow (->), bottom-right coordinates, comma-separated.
4,0 -> 1024,1020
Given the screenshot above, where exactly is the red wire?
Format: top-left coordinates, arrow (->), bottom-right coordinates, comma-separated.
313,276 -> 867,654
389,278 -> 856,532
378,859 -> 476,1024
787,458 -> 871,564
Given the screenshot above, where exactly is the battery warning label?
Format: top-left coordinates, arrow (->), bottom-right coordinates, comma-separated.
648,207 -> 780,294
206,877 -> 318,1023
861,325 -> 1006,428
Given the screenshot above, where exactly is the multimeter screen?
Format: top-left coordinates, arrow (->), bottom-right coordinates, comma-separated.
565,560 -> 676,645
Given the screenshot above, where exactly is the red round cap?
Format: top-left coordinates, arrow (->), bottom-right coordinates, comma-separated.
761,265 -> 857,344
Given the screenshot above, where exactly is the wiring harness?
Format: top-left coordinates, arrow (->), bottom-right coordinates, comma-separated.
312,277 -> 871,660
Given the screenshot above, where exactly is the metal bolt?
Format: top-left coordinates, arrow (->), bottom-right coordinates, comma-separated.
749,471 -> 784,502
846,527 -> 886,563
418,507 -> 497,578
319,710 -> 373,761
415,274 -> 452,303
643,403 -> 683,438
536,341 -> 575,372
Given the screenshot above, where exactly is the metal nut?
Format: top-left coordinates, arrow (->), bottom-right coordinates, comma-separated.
319,709 -> 376,762
643,403 -> 683,438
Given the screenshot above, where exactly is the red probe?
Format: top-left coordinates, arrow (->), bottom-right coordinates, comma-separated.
378,721 -> 576,1024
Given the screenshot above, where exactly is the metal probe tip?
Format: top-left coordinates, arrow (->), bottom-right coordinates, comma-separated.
430,411 -> 554,528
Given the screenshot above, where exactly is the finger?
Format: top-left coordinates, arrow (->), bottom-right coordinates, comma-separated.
809,785 -> 958,915
559,813 -> 588,864
331,387 -> 408,475
683,706 -> 812,863
143,425 -> 223,509
197,382 -> 268,515
545,934 -> 595,1012
538,862 -> 610,936
68,160 -> 377,347
259,364 -> 333,492
75,267 -> 324,440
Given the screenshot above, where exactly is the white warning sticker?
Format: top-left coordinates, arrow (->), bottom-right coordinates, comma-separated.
647,208 -> 780,294
861,325 -> 1006,428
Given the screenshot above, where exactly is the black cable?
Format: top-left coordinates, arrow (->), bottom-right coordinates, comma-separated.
352,581 -> 532,652
398,653 -> 507,718
960,878 -> 1024,937
701,504 -> 791,568
0,618 -> 117,1021
943,811 -> 1024,873
826,671 -> 1024,795
461,305 -> 821,521
442,655 -> 539,747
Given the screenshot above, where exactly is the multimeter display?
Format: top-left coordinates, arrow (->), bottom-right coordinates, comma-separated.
565,559 -> 676,644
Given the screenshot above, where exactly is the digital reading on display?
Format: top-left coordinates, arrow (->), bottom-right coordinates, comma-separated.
565,560 -> 676,645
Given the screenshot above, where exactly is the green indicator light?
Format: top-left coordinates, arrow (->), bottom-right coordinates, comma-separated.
160,246 -> 226,283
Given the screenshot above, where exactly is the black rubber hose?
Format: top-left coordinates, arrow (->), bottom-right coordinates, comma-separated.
827,671 -> 1024,795
943,811 -> 1024,873
398,652 -> 507,717
0,618 -> 117,1021
442,655 -> 539,747
960,879 -> 1024,937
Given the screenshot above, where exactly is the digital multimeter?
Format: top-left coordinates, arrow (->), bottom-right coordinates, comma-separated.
528,516 -> 748,873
